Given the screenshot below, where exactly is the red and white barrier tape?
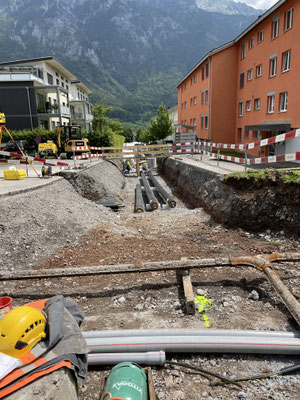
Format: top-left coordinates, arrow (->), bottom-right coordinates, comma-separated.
0,151 -> 70,166
171,149 -> 196,153
247,129 -> 300,150
74,153 -> 91,160
90,146 -> 102,150
171,142 -> 196,146
71,146 -> 90,151
247,152 -> 300,165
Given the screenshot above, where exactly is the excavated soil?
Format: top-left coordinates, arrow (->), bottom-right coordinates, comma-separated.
1,161 -> 300,400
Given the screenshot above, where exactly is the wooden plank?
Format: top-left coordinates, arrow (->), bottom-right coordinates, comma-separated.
182,271 -> 195,315
263,266 -> 300,327
147,368 -> 157,400
99,144 -> 169,151
102,150 -> 169,157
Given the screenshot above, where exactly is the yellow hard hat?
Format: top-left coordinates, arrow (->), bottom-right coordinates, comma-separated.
0,306 -> 46,359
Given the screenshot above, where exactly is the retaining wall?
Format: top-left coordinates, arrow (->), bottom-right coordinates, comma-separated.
158,158 -> 300,235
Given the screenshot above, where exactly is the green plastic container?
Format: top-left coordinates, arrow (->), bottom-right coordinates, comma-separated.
102,362 -> 148,400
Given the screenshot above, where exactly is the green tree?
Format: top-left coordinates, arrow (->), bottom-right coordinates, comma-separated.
90,104 -> 126,146
92,104 -> 112,135
147,103 -> 173,141
123,127 -> 134,143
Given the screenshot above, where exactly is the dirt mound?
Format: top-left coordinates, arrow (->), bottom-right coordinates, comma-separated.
61,161 -> 125,202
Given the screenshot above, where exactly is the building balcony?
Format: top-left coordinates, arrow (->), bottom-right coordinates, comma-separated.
0,73 -> 43,84
61,105 -> 70,116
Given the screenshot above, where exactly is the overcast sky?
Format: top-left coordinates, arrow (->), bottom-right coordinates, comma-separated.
233,0 -> 279,10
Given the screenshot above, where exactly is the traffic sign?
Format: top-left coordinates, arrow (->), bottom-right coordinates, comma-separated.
34,136 -> 42,144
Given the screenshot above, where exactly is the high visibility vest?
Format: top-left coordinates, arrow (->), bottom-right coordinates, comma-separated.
0,299 -> 74,399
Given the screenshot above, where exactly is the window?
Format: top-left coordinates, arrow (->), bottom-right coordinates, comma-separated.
190,119 -> 193,125
185,83 -> 187,89
279,92 -> 288,112
47,73 -> 53,85
201,91 -> 204,105
205,115 -> 208,129
61,82 -> 64,88
56,72 -> 59,76
246,100 -> 251,111
247,69 -> 253,81
245,129 -> 249,139
194,96 -> 197,105
193,118 -> 196,126
206,63 -> 209,78
241,42 -> 246,59
202,66 -> 205,80
61,76 -> 64,81
238,101 -> 243,117
194,74 -> 197,83
256,64 -> 262,77
272,16 -> 280,39
190,78 -> 193,86
285,8 -> 293,30
237,128 -> 242,142
252,131 -> 258,139
205,89 -> 209,104
254,98 -> 261,110
267,94 -> 275,113
249,37 -> 254,49
258,30 -> 264,43
201,116 -> 204,129
66,84 -> 69,91
190,98 -> 193,107
269,56 -> 277,77
184,101 -> 187,109
240,72 -> 245,88
56,78 -> 59,85
282,50 -> 291,72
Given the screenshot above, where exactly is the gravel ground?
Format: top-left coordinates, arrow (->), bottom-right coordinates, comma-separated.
1,161 -> 299,400
0,172 -> 117,273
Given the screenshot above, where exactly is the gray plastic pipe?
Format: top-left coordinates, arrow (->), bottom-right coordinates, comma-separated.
88,351 -> 166,366
85,335 -> 300,355
83,329 -> 300,339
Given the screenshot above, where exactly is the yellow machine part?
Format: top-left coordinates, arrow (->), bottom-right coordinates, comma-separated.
65,138 -> 89,153
4,169 -> 26,180
38,141 -> 58,153
0,113 -> 6,124
0,306 -> 46,358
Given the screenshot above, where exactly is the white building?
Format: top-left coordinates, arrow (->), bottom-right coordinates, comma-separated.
0,57 -> 93,131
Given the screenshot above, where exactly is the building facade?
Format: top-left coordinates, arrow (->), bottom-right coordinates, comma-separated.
177,0 -> 299,155
0,57 -> 93,132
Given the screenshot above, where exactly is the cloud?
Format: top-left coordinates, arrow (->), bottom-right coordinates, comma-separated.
232,0 -> 279,10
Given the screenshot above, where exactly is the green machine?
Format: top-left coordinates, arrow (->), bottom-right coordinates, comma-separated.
101,362 -> 148,400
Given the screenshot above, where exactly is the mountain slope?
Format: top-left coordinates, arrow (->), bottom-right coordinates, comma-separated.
196,0 -> 263,16
0,0 -> 263,124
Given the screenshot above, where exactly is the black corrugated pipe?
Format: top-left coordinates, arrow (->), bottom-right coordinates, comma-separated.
147,171 -> 176,208
141,172 -> 158,210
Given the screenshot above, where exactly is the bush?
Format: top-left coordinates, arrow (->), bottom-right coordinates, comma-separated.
2,129 -> 56,149
112,133 -> 125,148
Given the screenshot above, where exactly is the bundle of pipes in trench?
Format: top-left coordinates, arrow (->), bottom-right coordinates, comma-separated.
84,329 -> 300,366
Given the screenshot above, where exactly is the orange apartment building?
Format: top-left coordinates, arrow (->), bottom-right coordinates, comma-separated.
177,0 -> 300,156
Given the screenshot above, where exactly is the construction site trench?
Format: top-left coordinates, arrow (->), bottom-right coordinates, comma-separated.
1,158 -> 300,400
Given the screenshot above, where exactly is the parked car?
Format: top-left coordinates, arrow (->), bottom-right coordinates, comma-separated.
1,140 -> 28,159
